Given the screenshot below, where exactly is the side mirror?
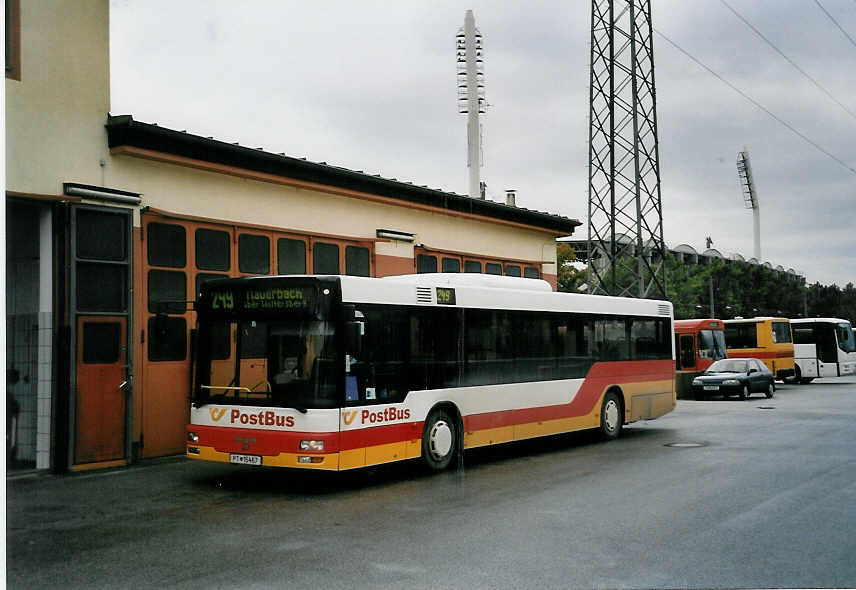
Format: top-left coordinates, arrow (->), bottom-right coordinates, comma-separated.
748,368 -> 757,374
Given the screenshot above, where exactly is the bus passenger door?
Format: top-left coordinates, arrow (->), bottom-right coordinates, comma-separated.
817,328 -> 839,377
679,335 -> 695,370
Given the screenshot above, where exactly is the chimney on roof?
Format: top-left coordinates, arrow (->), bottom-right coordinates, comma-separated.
505,189 -> 516,207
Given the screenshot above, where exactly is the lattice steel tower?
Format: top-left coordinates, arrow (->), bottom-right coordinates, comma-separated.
587,0 -> 666,298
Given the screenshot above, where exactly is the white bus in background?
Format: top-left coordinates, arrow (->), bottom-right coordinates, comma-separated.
789,318 -> 856,383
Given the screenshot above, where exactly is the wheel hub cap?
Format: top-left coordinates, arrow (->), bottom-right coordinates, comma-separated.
604,400 -> 618,431
429,421 -> 453,459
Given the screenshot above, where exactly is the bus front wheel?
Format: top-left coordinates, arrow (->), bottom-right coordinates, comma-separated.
421,408 -> 458,471
600,391 -> 623,440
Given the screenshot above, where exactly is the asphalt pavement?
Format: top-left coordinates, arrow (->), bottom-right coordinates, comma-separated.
6,377 -> 856,589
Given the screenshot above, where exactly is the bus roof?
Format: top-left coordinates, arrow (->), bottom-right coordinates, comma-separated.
723,317 -> 789,324
341,273 -> 673,317
790,317 -> 851,325
674,319 -> 724,332
197,274 -> 674,318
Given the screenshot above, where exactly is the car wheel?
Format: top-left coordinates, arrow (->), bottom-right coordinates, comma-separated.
421,408 -> 458,471
765,381 -> 774,398
600,391 -> 623,440
739,385 -> 748,400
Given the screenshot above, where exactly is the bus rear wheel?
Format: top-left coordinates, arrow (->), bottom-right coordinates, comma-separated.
786,366 -> 801,384
600,391 -> 623,440
421,408 -> 458,471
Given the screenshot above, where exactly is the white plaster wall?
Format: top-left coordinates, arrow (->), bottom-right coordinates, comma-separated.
5,0 -> 111,195
105,155 -> 558,268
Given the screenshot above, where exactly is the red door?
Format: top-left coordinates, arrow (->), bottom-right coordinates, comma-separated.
75,316 -> 127,464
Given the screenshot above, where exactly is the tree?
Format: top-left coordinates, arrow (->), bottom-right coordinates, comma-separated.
556,243 -> 589,293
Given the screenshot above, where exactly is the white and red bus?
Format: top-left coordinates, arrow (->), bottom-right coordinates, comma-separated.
186,274 -> 675,471
790,318 -> 856,383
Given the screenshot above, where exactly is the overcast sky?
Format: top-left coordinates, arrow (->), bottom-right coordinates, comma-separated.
109,0 -> 856,286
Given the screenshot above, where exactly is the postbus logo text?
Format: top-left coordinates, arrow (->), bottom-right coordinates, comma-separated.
343,407 -> 411,426
229,409 -> 295,428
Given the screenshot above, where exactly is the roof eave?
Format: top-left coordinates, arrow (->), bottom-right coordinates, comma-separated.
106,114 -> 579,236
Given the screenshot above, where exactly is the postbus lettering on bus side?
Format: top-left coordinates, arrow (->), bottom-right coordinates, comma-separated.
342,406 -> 411,428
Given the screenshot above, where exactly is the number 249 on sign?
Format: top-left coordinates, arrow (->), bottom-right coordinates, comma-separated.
211,291 -> 234,310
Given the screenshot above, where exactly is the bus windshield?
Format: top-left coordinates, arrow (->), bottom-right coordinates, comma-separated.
837,323 -> 856,353
194,318 -> 339,409
698,329 -> 726,360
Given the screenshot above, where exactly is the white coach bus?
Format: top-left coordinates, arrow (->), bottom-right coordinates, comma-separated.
790,318 -> 856,383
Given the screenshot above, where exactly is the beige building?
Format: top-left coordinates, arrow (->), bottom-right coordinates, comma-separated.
5,0 -> 578,472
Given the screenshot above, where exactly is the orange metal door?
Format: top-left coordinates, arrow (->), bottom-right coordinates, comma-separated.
75,316 -> 127,464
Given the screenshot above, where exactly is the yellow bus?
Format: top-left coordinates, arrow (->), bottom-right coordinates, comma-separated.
723,317 -> 795,381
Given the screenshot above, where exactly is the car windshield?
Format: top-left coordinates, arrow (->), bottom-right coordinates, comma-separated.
707,359 -> 749,373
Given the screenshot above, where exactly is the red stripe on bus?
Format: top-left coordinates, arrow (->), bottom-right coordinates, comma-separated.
340,421 -> 422,450
192,425 -> 340,455
465,360 -> 674,431
192,359 -> 675,456
728,350 -> 794,359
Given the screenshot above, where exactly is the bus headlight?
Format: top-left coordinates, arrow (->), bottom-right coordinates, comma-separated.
188,431 -> 199,443
298,456 -> 324,464
300,440 -> 324,451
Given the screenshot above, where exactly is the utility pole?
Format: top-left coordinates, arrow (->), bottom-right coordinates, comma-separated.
709,276 -> 715,318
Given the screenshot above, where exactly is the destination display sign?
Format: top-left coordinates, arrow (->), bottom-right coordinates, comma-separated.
205,285 -> 317,313
436,287 -> 456,305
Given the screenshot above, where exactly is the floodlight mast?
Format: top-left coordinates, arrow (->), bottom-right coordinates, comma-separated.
737,149 -> 761,260
457,10 -> 486,199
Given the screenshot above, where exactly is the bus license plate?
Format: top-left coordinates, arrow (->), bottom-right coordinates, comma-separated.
703,385 -> 719,391
230,453 -> 261,466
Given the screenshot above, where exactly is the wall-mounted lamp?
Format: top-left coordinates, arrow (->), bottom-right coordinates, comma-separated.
63,182 -> 142,206
376,229 -> 415,242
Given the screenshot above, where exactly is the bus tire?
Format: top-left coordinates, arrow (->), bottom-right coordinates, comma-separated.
600,391 -> 623,440
800,377 -> 814,384
785,366 -> 801,385
421,408 -> 457,471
